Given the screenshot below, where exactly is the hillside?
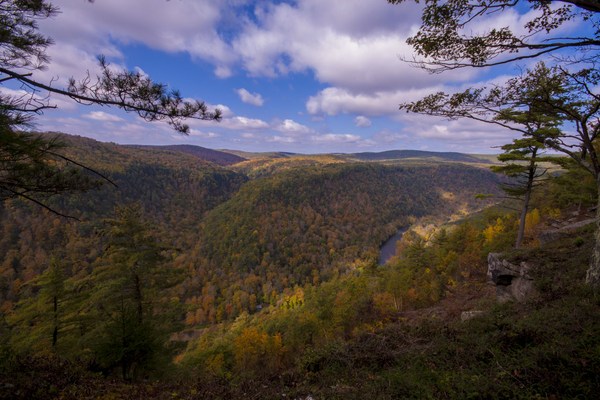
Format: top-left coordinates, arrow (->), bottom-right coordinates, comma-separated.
348,149 -> 493,164
230,154 -> 347,178
0,133 -> 502,319
14,132 -> 591,400
4,194 -> 598,399
0,134 -> 248,312
128,144 -> 246,166
180,162 -> 500,323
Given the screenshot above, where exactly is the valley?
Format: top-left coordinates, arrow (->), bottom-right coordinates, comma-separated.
1,132 -> 599,399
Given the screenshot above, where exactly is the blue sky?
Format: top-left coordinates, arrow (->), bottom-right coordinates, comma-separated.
5,0 -> 586,154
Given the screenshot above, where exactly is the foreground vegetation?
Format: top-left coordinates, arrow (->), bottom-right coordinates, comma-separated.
0,135 -> 598,398
2,202 -> 598,399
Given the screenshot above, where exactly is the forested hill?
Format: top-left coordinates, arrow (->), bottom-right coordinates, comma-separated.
128,144 -> 246,166
349,150 -> 492,163
0,133 -> 248,311
181,162 -> 501,323
0,132 -> 501,342
0,132 -> 512,394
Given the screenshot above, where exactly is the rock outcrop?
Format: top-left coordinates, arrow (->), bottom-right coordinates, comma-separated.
539,217 -> 595,245
487,253 -> 535,303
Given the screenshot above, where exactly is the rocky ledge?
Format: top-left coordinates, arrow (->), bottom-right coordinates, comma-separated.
487,253 -> 535,303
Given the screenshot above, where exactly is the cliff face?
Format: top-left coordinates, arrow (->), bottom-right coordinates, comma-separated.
487,253 -> 535,303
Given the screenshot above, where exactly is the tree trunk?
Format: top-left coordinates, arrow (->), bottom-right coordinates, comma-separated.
134,273 -> 143,324
516,188 -> 531,249
516,151 -> 537,249
52,295 -> 58,349
586,176 -> 600,286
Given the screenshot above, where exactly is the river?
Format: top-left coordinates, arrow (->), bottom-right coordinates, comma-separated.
378,228 -> 407,265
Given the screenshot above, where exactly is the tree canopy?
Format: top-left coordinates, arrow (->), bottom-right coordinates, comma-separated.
388,0 -> 600,71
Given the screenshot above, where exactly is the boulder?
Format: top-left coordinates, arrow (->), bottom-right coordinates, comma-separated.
487,253 -> 534,303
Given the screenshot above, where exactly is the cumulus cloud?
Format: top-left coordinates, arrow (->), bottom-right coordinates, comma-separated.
47,0 -> 235,67
232,0 -> 477,93
236,88 -> 264,106
83,111 -> 124,122
206,104 -> 234,118
399,113 -> 519,150
275,119 -> 312,135
214,66 -> 233,78
133,66 -> 149,78
354,116 -> 372,127
222,116 -> 270,130
306,87 -> 406,116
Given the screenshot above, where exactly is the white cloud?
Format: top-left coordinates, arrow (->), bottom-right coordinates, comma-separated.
399,113 -> 519,148
83,111 -> 124,122
311,133 -> 361,144
215,66 -> 233,78
275,119 -> 312,135
232,1 -> 477,93
236,88 -> 264,106
206,103 -> 234,118
306,87 -> 406,116
189,129 -> 220,138
222,116 -> 269,130
47,0 -> 236,67
373,130 -> 409,143
355,116 -> 372,127
269,135 -> 297,143
134,66 -> 149,78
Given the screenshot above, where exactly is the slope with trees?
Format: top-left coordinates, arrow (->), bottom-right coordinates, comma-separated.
179,162 -> 500,324
390,0 -> 600,284
0,134 -> 247,313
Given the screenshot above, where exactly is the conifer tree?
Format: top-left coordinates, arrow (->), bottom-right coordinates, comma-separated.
7,257 -> 77,355
491,138 -> 553,248
84,205 -> 182,380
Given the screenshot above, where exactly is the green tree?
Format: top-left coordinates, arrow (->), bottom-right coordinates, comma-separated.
7,257 -> 77,355
401,63 -> 600,285
491,139 -> 552,248
389,0 -> 600,284
84,205 -> 183,380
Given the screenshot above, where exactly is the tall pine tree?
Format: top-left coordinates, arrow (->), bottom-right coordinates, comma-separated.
83,205 -> 183,380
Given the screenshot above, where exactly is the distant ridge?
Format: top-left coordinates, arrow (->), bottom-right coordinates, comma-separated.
221,150 -> 297,160
131,144 -> 246,166
350,150 -> 491,163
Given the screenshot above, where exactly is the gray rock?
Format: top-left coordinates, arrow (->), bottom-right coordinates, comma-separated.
461,310 -> 485,321
487,253 -> 534,303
